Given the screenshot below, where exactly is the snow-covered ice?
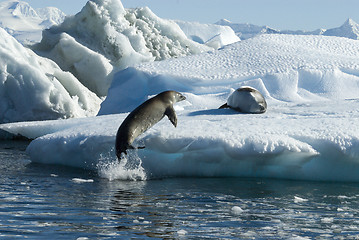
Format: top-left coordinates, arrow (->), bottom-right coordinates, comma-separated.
99,34 -> 359,114
1,0 -> 359,182
2,33 -> 359,182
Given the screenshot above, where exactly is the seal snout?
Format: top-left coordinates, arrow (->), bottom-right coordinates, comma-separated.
175,92 -> 186,103
179,94 -> 186,101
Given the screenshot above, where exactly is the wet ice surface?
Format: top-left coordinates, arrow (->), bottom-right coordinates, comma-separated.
1,141 -> 359,239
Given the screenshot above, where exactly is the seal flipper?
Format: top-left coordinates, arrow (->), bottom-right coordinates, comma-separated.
165,106 -> 177,127
118,145 -> 145,159
219,103 -> 229,109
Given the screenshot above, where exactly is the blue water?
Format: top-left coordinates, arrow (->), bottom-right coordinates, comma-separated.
1,140 -> 359,239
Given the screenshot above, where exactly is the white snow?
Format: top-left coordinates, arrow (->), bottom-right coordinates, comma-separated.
0,27 -> 101,123
1,34 -> 359,182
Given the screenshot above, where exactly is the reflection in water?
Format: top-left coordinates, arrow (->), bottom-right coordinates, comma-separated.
111,186 -> 178,238
108,178 -> 359,239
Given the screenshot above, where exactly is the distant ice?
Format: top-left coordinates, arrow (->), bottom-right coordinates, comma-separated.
323,18 -> 359,40
175,20 -> 240,49
217,18 -> 359,41
0,0 -> 66,44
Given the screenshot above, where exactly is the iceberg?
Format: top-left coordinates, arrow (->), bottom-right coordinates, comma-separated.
0,0 -> 66,44
33,0 -> 212,97
323,18 -> 359,40
0,27 -> 101,123
217,18 -> 359,41
2,34 -> 359,182
215,19 -> 280,40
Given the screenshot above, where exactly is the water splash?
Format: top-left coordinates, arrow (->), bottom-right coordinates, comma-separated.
96,148 -> 147,181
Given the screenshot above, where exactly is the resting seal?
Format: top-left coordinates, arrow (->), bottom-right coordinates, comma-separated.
116,90 -> 186,160
219,86 -> 267,113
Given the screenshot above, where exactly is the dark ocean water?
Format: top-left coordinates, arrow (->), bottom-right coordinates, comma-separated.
1,140 -> 359,239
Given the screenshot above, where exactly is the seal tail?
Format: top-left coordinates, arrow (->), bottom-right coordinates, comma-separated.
128,145 -> 146,150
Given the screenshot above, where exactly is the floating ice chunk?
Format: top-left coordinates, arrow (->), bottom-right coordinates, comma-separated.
177,230 -> 188,235
231,206 -> 244,215
294,196 -> 308,203
321,217 -> 334,223
71,178 -> 94,183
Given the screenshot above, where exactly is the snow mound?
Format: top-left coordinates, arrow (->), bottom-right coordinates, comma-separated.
0,0 -> 66,44
100,34 -> 359,114
33,0 -> 212,96
175,20 -> 240,49
0,27 -> 101,123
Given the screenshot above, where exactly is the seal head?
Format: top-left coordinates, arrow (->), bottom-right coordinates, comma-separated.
116,91 -> 186,160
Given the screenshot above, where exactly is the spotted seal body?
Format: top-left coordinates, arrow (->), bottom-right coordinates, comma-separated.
219,86 -> 267,113
116,91 -> 186,159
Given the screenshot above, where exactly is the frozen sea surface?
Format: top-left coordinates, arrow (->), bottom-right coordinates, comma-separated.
1,141 -> 359,239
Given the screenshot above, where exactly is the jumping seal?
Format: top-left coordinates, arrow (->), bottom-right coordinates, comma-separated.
219,86 -> 267,113
116,90 -> 186,160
